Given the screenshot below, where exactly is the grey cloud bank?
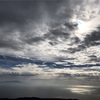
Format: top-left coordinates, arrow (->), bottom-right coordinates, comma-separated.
0,0 -> 100,63
0,0 -> 100,78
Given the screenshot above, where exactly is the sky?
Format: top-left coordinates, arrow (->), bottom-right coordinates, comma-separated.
0,0 -> 100,100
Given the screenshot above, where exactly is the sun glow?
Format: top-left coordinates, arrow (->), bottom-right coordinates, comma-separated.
77,20 -> 86,32
75,19 -> 92,40
66,85 -> 95,95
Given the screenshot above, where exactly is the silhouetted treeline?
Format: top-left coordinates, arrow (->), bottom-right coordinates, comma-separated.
0,97 -> 79,100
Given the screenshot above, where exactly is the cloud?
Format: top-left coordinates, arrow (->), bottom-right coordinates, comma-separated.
84,27 -> 100,47
0,63 -> 100,78
0,1 -> 46,26
0,0 -> 100,66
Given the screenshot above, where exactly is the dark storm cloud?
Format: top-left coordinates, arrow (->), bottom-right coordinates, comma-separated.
84,27 -> 100,47
44,28 -> 70,44
44,0 -> 72,25
0,0 -> 73,50
67,45 -> 85,53
0,1 -> 43,26
44,21 -> 78,45
67,27 -> 100,53
23,36 -> 44,44
0,0 -> 70,26
0,39 -> 20,50
71,37 -> 80,43
64,21 -> 78,30
89,55 -> 100,62
0,0 -> 85,51
0,0 -> 93,62
0,26 -> 24,50
0,1 -> 44,50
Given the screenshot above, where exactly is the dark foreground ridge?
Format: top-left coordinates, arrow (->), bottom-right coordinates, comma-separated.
0,97 -> 79,100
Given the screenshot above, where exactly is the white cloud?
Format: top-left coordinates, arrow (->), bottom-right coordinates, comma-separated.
72,0 -> 100,40
0,64 -> 100,78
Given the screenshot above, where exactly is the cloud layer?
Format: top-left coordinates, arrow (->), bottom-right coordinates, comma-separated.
0,0 -> 100,77
0,63 -> 100,78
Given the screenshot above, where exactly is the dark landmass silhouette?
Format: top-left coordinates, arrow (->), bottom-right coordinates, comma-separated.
0,97 -> 79,100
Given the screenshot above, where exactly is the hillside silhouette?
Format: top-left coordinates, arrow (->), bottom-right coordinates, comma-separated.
0,97 -> 79,100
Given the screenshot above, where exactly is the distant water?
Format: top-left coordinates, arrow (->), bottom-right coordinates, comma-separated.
0,76 -> 100,100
